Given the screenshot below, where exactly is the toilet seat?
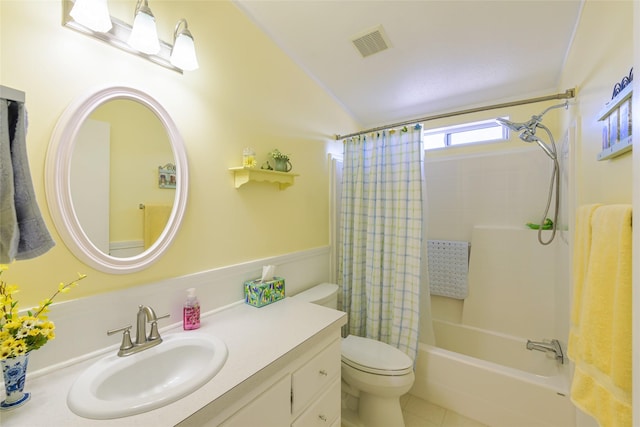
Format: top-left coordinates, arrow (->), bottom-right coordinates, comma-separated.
341,335 -> 413,376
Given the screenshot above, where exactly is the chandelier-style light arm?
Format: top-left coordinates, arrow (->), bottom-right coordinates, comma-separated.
62,0 -> 198,73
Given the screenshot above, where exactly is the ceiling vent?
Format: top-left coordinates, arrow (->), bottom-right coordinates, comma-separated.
351,25 -> 391,58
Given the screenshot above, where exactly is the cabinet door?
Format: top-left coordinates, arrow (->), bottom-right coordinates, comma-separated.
292,378 -> 340,427
220,374 -> 291,427
291,338 -> 341,414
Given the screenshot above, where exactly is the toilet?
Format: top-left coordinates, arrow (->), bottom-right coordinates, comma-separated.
293,283 -> 415,427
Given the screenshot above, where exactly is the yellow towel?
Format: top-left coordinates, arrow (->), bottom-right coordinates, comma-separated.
143,205 -> 172,249
568,204 -> 602,350
568,204 -> 632,427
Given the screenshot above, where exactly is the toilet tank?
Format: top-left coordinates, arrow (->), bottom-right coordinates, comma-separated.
293,283 -> 339,309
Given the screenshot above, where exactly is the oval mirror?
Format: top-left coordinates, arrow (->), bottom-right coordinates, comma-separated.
46,86 -> 188,274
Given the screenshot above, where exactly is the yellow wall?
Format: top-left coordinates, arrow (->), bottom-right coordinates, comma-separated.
559,0 -> 633,205
0,0 -> 358,306
2,0 -> 631,308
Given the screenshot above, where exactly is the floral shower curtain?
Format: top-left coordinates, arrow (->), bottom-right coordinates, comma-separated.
338,125 -> 423,359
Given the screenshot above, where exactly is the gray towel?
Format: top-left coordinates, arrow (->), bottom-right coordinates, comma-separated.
0,99 -> 55,263
0,101 -> 19,262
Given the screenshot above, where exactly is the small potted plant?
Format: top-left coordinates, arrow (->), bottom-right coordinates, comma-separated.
267,149 -> 292,172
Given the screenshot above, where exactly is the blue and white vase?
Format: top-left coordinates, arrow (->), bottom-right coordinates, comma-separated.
1,353 -> 31,410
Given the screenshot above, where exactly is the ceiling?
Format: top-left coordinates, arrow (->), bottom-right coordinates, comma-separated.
234,0 -> 583,131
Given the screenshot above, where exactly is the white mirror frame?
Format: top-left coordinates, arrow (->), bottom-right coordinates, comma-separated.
46,85 -> 188,274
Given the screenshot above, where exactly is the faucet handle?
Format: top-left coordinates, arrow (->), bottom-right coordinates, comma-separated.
107,325 -> 134,352
148,314 -> 170,341
155,313 -> 170,321
107,324 -> 132,336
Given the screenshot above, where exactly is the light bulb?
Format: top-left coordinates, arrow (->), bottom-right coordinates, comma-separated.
70,0 -> 112,33
171,31 -> 199,71
128,2 -> 160,54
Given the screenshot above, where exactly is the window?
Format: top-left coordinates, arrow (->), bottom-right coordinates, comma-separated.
423,117 -> 508,150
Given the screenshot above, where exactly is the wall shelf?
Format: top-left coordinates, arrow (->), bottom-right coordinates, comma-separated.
229,167 -> 299,190
597,84 -> 632,121
597,136 -> 632,161
597,75 -> 632,161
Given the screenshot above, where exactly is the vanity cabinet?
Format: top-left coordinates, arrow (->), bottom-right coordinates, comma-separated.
292,379 -> 341,427
1,295 -> 347,427
217,336 -> 341,427
219,375 -> 291,427
291,338 -> 341,423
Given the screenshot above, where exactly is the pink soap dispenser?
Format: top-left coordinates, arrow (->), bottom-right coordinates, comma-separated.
183,288 -> 200,330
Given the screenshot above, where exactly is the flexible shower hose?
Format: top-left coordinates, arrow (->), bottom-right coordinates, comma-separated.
535,124 -> 560,245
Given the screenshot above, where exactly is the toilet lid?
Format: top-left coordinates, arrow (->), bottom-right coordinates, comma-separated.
341,335 -> 413,376
293,283 -> 338,304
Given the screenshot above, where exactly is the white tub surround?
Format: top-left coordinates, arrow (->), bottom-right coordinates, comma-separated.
432,319 -> 566,377
411,321 -> 575,427
0,297 -> 346,426
462,226 -> 560,339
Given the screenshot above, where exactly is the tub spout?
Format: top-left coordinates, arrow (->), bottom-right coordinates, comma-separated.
526,339 -> 564,364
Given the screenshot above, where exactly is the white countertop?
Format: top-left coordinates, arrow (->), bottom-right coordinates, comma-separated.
0,297 -> 347,426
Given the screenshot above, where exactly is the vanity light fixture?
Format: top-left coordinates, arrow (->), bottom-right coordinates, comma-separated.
69,0 -> 112,33
170,19 -> 199,71
128,0 -> 160,55
62,0 -> 198,74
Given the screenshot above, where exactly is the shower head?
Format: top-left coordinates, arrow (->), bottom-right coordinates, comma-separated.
495,117 -> 530,132
496,101 -> 568,134
496,101 -> 568,158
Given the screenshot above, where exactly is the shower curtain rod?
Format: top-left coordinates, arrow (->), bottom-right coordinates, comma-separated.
0,85 -> 25,104
335,87 -> 576,140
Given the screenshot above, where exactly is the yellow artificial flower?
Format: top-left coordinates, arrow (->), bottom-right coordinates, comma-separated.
4,320 -> 21,330
9,338 -> 25,350
41,321 -> 54,330
0,267 -> 86,359
12,341 -> 27,356
0,347 -> 11,359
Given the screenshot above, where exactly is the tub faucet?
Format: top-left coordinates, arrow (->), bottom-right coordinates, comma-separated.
107,305 -> 170,357
526,339 -> 564,364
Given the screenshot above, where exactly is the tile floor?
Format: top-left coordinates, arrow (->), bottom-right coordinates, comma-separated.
400,394 -> 490,427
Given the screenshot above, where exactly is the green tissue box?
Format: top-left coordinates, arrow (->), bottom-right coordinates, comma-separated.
244,277 -> 285,307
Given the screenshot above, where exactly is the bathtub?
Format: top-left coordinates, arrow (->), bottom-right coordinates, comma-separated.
411,319 -> 576,427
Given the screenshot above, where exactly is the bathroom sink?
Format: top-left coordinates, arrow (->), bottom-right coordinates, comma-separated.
67,332 -> 228,419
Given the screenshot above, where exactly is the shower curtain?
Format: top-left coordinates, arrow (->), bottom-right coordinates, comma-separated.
338,125 -> 423,359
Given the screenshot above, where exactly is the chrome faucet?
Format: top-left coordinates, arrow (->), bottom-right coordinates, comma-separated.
526,338 -> 564,364
108,305 -> 170,357
136,305 -> 159,345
